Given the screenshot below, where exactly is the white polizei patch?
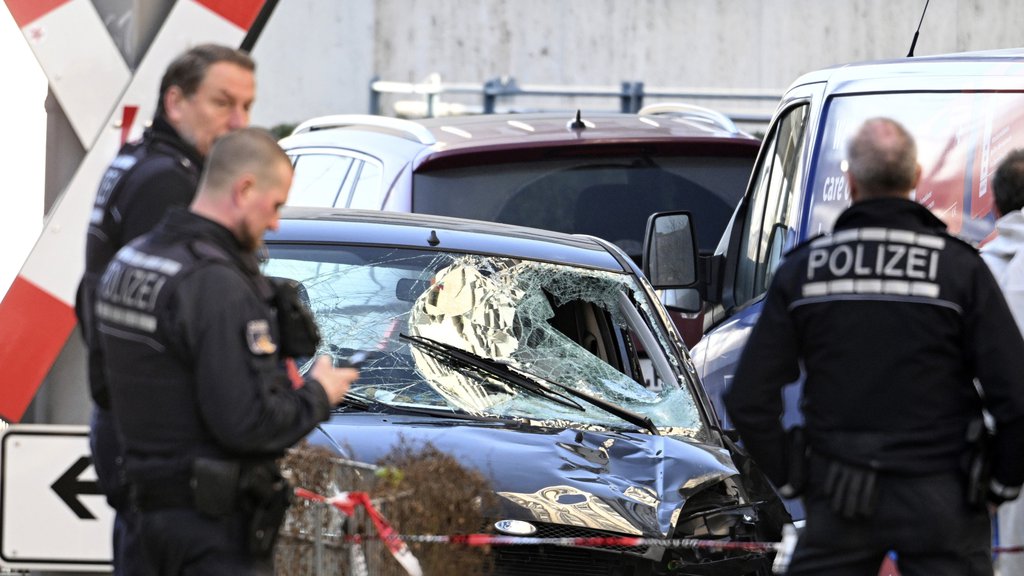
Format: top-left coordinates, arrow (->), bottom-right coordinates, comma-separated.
803,282 -> 829,297
911,282 -> 941,298
812,228 -> 946,249
830,279 -> 856,293
801,278 -> 940,299
832,229 -> 860,244
916,235 -> 946,250
119,246 -> 182,275
810,236 -> 833,249
887,229 -> 917,245
855,279 -> 884,293
95,302 -> 157,333
883,280 -> 912,296
859,228 -> 888,242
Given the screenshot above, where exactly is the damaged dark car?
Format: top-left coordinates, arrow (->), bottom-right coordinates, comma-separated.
262,208 -> 788,575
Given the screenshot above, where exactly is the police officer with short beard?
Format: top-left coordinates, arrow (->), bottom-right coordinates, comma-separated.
96,128 -> 355,574
725,117 -> 1024,575
75,44 -> 256,575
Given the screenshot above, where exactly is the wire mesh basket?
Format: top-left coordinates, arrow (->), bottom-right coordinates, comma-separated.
274,442 -> 497,576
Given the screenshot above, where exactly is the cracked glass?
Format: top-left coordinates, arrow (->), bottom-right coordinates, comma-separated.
263,244 -> 703,437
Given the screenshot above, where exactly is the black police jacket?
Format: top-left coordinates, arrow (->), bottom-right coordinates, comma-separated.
76,116 -> 204,408
725,198 -> 1024,492
96,209 -> 331,479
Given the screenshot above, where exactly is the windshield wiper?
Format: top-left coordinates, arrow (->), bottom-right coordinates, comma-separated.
336,391 -> 500,423
400,333 -> 584,412
400,333 -> 659,435
511,364 -> 661,436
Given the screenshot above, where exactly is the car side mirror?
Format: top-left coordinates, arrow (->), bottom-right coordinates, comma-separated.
642,211 -> 699,289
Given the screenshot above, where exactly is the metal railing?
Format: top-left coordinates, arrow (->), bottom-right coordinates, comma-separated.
368,74 -> 783,127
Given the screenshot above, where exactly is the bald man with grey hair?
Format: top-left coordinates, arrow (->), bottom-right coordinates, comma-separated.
96,126 -> 355,574
846,117 -> 922,200
725,117 -> 1024,575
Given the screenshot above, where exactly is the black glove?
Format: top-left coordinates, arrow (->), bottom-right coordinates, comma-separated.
823,459 -> 878,519
987,478 -> 1022,508
779,426 -> 807,498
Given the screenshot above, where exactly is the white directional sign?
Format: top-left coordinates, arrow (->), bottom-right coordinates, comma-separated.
0,425 -> 112,572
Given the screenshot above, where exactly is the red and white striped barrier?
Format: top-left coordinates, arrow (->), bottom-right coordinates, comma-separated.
4,0 -> 130,147
0,0 -> 271,422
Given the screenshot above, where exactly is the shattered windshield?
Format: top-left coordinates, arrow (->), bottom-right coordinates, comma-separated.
263,244 -> 703,437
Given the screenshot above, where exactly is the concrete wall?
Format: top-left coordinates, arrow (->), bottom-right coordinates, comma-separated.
251,0 -> 376,128
250,0 -> 1024,128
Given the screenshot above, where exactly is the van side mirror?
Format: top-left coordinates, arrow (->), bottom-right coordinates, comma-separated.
642,211 -> 699,289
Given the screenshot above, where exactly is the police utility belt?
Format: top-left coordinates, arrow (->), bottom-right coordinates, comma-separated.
131,458 -> 291,557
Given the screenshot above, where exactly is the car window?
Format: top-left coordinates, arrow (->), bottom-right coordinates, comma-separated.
809,91 -> 1024,245
413,155 -> 752,259
263,243 -> 705,438
288,154 -> 355,208
347,161 -> 384,209
734,104 -> 808,304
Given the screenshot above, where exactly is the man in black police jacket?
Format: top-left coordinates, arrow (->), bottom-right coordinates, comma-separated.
75,44 -> 255,574
96,128 -> 356,574
725,117 -> 1024,575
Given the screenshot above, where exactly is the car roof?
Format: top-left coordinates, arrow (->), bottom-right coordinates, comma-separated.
267,207 -> 629,272
280,110 -> 760,170
787,47 -> 1024,92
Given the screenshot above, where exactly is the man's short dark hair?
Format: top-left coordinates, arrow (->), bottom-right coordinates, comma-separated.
155,44 -> 255,117
993,149 -> 1024,217
200,127 -> 290,193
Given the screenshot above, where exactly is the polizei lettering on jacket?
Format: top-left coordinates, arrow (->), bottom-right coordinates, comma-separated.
95,246 -> 181,333
801,227 -> 945,299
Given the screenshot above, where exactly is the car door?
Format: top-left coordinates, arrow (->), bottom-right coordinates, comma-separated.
691,82 -> 822,430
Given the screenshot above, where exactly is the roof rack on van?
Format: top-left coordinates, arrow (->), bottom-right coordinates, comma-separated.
637,103 -> 740,134
290,114 -> 437,145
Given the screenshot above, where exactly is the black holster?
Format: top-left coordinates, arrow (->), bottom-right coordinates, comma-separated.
191,457 -> 240,517
240,461 -> 293,558
821,456 -> 878,520
269,277 -> 320,358
964,417 -> 994,509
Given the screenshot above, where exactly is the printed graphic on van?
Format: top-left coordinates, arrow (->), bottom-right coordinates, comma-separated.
809,92 -> 1024,245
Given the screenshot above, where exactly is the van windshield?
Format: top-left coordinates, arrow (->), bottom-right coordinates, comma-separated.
412,155 -> 751,259
809,91 -> 1024,244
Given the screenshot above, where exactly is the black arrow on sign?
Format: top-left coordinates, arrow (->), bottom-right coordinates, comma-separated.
51,456 -> 103,519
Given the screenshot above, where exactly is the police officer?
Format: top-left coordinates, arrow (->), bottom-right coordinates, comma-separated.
96,127 -> 356,574
75,44 -> 256,574
724,117 -> 1024,575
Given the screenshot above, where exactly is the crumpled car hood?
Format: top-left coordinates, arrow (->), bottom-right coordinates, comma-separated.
310,413 -> 739,537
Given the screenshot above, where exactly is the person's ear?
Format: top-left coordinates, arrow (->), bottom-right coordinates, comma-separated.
911,163 -> 922,191
231,174 -> 257,206
163,86 -> 185,124
845,170 -> 859,203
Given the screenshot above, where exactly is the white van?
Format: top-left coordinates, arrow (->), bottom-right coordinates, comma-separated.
646,48 -> 1024,432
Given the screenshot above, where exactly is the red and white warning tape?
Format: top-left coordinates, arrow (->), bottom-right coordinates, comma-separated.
294,487 -> 1023,576
295,488 -> 424,576
294,487 -> 779,576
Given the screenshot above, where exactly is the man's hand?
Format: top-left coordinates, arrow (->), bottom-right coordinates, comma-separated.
309,355 -> 357,405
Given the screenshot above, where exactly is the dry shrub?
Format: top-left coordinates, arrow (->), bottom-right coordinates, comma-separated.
372,442 -> 498,575
275,440 -> 497,576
